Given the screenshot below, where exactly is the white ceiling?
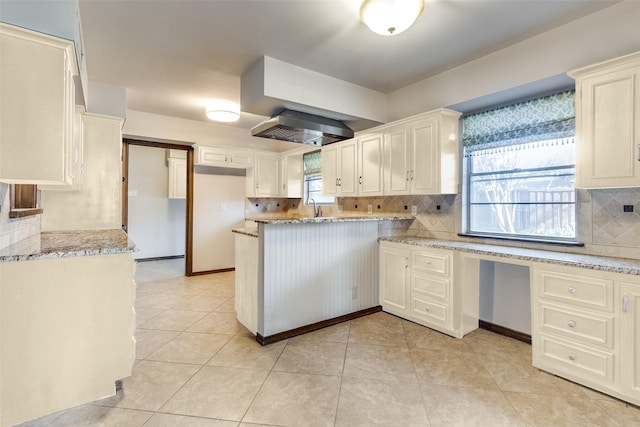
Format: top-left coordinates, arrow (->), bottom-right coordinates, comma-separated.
78,0 -> 617,128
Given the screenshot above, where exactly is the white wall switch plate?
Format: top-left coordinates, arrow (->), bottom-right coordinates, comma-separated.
219,203 -> 226,212
411,205 -> 417,215
367,204 -> 373,213
128,189 -> 138,197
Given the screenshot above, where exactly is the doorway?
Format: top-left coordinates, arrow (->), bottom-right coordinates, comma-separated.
122,139 -> 194,275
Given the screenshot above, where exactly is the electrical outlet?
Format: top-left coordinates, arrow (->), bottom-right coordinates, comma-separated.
219,203 -> 226,212
411,205 -> 417,215
624,205 -> 634,212
352,286 -> 358,300
367,204 -> 373,213
266,203 -> 272,211
338,204 -> 344,213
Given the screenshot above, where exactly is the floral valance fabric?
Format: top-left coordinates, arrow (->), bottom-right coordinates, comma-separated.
303,150 -> 322,177
462,90 -> 575,153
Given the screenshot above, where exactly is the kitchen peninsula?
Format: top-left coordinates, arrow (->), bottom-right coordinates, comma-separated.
0,229 -> 136,427
233,214 -> 412,344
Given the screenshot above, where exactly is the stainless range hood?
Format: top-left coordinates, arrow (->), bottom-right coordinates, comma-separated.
251,110 -> 354,146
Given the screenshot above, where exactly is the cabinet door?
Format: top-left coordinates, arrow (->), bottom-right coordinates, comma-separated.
339,139 -> 358,196
410,117 -> 439,194
195,146 -> 228,167
379,244 -> 410,317
321,145 -> 338,196
168,158 -> 187,199
358,134 -> 383,196
620,281 -> 640,397
284,153 -> 303,198
0,26 -> 76,185
383,126 -> 411,195
227,149 -> 253,168
254,154 -> 280,197
575,61 -> 640,188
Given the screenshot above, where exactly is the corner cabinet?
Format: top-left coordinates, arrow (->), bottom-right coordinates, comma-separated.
570,51 -> 640,188
531,264 -> 640,406
0,23 -> 79,186
383,109 -> 461,195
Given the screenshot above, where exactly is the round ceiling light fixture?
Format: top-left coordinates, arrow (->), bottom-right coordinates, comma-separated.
205,100 -> 241,122
359,0 -> 424,36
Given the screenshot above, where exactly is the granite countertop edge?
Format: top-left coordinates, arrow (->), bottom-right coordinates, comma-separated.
379,236 -> 640,276
248,215 -> 415,224
232,228 -> 259,238
0,229 -> 138,263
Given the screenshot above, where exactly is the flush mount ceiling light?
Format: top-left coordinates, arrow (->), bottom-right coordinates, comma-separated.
359,0 -> 424,36
205,100 -> 241,122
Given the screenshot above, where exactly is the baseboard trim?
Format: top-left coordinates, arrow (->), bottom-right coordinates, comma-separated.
135,255 -> 184,262
479,320 -> 531,344
256,306 -> 383,346
190,267 -> 235,276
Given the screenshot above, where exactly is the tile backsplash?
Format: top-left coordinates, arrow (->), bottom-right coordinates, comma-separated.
0,183 -> 42,250
246,187 -> 640,260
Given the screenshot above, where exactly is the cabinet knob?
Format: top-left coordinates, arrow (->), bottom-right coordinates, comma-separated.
568,320 -> 576,328
425,307 -> 431,313
568,287 -> 577,294
568,354 -> 576,361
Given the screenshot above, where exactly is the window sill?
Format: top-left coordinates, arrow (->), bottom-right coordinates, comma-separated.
9,208 -> 43,219
457,232 -> 584,248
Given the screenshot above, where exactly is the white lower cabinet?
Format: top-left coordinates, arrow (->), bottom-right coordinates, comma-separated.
379,241 -> 459,337
620,280 -> 640,399
532,264 -> 640,405
379,243 -> 410,318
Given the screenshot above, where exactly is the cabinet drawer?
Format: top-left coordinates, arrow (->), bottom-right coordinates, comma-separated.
540,303 -> 613,348
536,334 -> 614,386
412,250 -> 450,275
537,269 -> 613,312
411,296 -> 449,326
412,272 -> 449,302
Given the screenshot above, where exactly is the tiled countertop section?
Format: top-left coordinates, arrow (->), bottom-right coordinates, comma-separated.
0,229 -> 137,262
380,236 -> 640,276
248,214 -> 414,225
232,228 -> 259,238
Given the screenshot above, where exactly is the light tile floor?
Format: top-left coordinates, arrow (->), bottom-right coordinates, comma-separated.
19,258 -> 640,427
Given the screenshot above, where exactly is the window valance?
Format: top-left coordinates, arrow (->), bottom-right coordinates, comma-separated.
462,90 -> 575,153
303,150 -> 321,177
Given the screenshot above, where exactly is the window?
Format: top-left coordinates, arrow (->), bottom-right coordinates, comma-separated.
463,91 -> 577,243
303,150 -> 334,205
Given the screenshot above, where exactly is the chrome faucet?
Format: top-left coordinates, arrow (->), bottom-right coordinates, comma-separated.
309,198 -> 321,217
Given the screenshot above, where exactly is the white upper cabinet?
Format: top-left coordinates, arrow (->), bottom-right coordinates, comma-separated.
0,24 -> 79,186
246,152 -> 281,197
570,52 -> 640,189
282,153 -> 303,198
383,109 -> 461,195
0,0 -> 88,105
167,149 -> 187,200
357,133 -> 383,196
321,139 -> 358,197
195,145 -> 253,169
383,126 -> 412,195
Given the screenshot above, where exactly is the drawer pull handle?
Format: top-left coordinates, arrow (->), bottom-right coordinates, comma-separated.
568,320 -> 576,328
568,287 -> 577,294
568,354 -> 576,361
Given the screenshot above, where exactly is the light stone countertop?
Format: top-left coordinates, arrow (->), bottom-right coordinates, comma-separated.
0,229 -> 137,262
248,214 -> 414,225
380,236 -> 640,276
